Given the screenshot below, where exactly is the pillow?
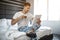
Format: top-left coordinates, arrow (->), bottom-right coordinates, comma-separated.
0,18 -> 8,32
7,19 -> 18,30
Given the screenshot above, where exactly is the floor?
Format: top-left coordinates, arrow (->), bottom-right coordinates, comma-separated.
53,34 -> 60,40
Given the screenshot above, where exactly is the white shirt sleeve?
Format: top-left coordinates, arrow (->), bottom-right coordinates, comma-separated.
13,12 -> 18,19
13,12 -> 22,19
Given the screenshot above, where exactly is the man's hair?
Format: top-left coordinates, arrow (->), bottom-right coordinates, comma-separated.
24,2 -> 31,6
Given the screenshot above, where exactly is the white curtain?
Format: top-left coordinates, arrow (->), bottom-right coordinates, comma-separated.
34,0 -> 48,21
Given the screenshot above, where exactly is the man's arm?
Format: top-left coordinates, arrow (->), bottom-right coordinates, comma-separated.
11,15 -> 27,25
11,16 -> 22,25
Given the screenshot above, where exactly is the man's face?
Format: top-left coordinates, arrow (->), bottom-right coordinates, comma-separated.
24,6 -> 30,13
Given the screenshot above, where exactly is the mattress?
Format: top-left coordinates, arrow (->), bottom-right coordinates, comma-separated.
6,26 -> 52,40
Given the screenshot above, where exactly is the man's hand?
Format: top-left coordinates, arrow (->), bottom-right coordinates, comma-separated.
21,15 -> 27,19
11,15 -> 27,25
36,18 -> 41,25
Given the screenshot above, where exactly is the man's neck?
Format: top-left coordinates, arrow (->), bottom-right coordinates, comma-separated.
22,10 -> 25,13
22,10 -> 26,14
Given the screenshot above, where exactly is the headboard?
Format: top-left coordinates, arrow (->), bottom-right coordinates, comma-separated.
0,0 -> 26,19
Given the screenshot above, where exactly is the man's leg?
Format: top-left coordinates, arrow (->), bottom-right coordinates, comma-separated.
26,32 -> 37,38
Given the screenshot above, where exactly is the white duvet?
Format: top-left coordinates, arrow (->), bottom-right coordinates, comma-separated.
0,19 -> 52,40
6,26 -> 52,40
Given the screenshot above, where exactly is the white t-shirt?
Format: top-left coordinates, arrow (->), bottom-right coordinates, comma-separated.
13,11 -> 33,27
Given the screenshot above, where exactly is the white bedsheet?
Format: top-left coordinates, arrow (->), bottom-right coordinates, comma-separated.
36,26 -> 52,39
0,19 -> 52,40
6,26 -> 52,40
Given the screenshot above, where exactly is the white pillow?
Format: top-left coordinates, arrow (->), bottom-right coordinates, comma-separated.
7,19 -> 18,30
0,18 -> 8,32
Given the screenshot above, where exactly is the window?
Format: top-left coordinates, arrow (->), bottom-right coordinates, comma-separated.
48,0 -> 60,21
34,0 -> 48,21
34,0 -> 60,21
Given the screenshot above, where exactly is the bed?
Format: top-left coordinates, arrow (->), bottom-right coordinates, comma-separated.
0,19 -> 53,40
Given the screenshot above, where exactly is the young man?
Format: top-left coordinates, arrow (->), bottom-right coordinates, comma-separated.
11,2 -> 41,39
11,2 -> 33,32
